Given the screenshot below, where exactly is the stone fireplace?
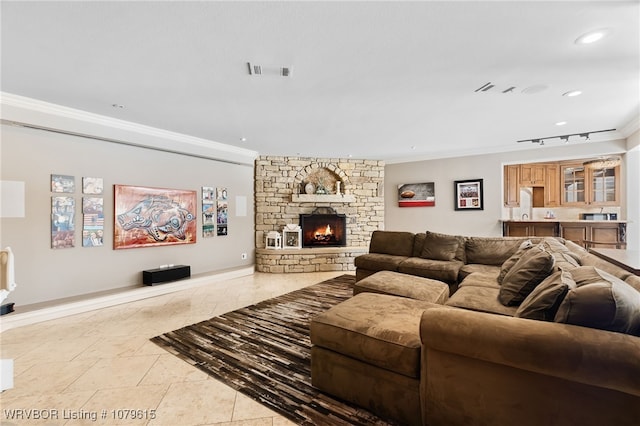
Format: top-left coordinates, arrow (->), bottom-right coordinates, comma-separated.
300,208 -> 347,248
254,156 -> 385,273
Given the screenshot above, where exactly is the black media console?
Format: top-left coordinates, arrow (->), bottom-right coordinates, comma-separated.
143,265 -> 191,285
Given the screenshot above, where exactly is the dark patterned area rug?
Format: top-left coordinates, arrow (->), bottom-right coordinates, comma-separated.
151,274 -> 396,426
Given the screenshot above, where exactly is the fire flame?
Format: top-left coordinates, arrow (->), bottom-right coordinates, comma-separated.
314,224 -> 333,239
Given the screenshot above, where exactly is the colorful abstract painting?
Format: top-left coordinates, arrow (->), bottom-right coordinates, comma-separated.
52,196 -> 75,249
82,177 -> 104,194
82,197 -> 104,247
216,187 -> 228,236
114,185 -> 197,249
202,186 -> 216,238
51,174 -> 75,193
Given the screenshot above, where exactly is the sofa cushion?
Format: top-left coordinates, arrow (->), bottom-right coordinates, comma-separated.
369,230 -> 415,257
554,266 -> 640,336
422,231 -> 467,263
515,270 -> 576,321
397,257 -> 463,284
576,253 -> 633,282
497,239 -> 535,284
446,285 -> 518,316
465,237 -> 529,266
354,253 -> 407,272
412,233 -> 427,257
498,245 -> 555,306
310,293 -> 441,378
421,231 -> 460,261
458,264 -> 500,282
539,238 -> 581,271
459,271 -> 500,289
353,270 -> 449,303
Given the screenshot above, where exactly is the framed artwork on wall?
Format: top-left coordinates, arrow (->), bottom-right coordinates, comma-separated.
51,196 -> 75,248
216,187 -> 228,236
82,177 -> 104,194
202,186 -> 216,238
51,174 -> 75,193
114,185 -> 197,249
397,182 -> 435,207
454,179 -> 484,211
82,197 -> 104,247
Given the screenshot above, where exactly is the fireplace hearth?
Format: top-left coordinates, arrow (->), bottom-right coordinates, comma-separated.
300,208 -> 346,248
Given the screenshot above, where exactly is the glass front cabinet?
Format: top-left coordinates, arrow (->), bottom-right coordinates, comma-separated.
561,163 -> 619,206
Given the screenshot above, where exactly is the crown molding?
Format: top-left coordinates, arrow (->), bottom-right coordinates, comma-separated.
0,92 -> 258,165
619,114 -> 640,138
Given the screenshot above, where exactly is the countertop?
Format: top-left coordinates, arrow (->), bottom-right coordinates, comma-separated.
499,219 -> 627,223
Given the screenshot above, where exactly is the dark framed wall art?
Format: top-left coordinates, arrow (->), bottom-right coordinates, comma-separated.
454,179 -> 484,211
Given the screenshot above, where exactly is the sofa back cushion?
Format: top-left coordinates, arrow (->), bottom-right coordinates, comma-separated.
421,231 -> 460,261
554,266 -> 640,336
497,239 -> 535,284
498,245 -> 556,306
466,237 -> 529,266
515,270 -> 576,321
369,230 -> 415,257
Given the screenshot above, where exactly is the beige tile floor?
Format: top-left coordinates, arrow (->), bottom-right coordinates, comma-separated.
0,271 -> 348,425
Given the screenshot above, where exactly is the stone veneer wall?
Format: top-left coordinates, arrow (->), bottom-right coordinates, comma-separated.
255,156 -> 385,272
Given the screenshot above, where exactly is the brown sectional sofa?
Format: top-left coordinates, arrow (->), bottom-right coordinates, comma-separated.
311,230 -> 640,425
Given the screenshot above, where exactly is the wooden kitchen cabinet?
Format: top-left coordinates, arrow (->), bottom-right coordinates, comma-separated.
520,164 -> 546,186
558,222 -> 588,244
504,159 -> 620,208
502,221 -> 559,237
559,222 -> 626,248
588,166 -> 619,205
560,163 -> 586,205
544,164 -> 560,207
561,163 -> 620,206
504,165 -> 520,207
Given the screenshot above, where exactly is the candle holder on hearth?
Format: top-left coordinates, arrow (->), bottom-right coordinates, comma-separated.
282,224 -> 302,249
265,231 -> 282,249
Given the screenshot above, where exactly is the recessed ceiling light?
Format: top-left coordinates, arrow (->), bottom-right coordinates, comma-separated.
240,137 -> 247,142
555,121 -> 567,126
575,29 -> 610,45
562,90 -> 582,97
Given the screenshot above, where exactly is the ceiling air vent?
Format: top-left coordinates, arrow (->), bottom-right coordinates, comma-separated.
475,82 -> 494,92
247,62 -> 262,75
247,62 -> 290,77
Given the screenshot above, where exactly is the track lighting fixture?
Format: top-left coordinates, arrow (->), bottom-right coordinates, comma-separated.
517,128 -> 615,145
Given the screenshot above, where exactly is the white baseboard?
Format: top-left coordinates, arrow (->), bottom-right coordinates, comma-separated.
0,267 -> 254,333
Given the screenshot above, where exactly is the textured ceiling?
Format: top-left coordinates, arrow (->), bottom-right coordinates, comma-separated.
1,1 -> 638,162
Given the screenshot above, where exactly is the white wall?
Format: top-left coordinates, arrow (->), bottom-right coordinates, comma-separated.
0,124 -> 256,307
385,139 -> 631,239
626,129 -> 640,250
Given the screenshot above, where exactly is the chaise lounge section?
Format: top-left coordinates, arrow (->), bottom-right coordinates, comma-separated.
311,230 -> 640,425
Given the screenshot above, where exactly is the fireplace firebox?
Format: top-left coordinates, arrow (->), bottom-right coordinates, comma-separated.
300,208 -> 346,248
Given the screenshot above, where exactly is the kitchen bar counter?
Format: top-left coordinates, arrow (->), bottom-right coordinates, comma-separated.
500,220 -> 627,248
499,219 -> 627,223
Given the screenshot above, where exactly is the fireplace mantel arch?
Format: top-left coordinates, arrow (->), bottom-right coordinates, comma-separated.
293,163 -> 351,196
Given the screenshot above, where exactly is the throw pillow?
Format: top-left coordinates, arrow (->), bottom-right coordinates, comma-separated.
421,231 -> 459,261
498,245 -> 555,306
498,239 -> 534,284
554,267 -> 640,336
515,270 -> 575,321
